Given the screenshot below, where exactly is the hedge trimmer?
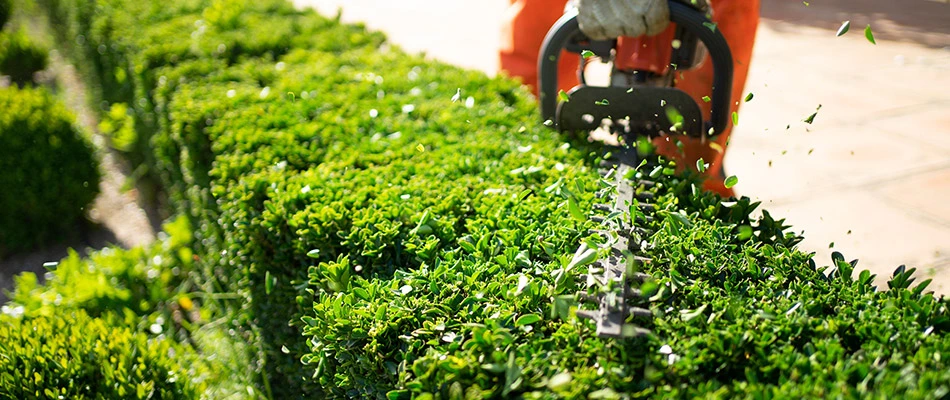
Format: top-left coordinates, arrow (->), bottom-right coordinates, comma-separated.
539,1 -> 733,338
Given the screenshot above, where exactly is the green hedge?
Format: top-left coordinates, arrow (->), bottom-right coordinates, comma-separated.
0,310 -> 200,399
0,85 -> 99,256
32,0 -> 950,398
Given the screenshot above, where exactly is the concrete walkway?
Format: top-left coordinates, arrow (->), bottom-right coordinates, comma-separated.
297,0 -> 950,294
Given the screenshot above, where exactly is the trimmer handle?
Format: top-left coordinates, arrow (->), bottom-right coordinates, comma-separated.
539,1 -> 734,137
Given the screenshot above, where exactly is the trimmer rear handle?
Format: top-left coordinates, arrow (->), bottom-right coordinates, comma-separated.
539,1 -> 734,137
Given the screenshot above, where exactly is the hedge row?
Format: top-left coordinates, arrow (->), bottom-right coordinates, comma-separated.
28,0 -> 950,398
0,85 -> 98,256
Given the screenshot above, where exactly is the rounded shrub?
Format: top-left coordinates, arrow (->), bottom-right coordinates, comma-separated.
0,29 -> 49,86
0,0 -> 10,31
0,86 -> 100,256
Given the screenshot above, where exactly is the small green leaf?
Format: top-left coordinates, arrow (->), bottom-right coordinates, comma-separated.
695,158 -> 707,173
865,24 -> 876,44
803,104 -> 822,124
724,175 -> 739,188
265,271 -> 275,295
567,244 -> 598,270
737,225 -> 753,240
515,314 -> 542,326
732,111 -> 739,126
701,95 -> 711,103
744,92 -> 754,102
306,249 -> 320,258
518,189 -> 534,201
568,196 -> 586,221
680,304 -> 707,322
665,106 -> 684,131
836,20 -> 850,37
703,22 -> 717,32
581,50 -> 595,59
557,90 -> 570,104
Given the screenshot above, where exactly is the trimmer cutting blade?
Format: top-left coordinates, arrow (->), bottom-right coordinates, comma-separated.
538,1 -> 734,338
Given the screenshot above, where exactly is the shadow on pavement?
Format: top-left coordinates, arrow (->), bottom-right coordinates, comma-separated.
762,0 -> 950,48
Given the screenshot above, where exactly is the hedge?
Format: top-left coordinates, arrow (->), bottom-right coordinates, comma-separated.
0,310 -> 200,399
27,0 -> 950,398
0,85 -> 99,256
4,216 -> 259,398
1,218 -> 201,398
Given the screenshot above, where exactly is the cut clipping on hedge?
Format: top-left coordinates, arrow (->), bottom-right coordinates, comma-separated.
3,0 -> 946,398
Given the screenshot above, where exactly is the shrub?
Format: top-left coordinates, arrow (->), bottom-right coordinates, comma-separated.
0,310 -> 201,399
0,0 -> 9,31
4,215 -> 265,398
34,0 -> 950,398
9,216 -> 194,323
0,86 -> 99,256
0,29 -> 49,86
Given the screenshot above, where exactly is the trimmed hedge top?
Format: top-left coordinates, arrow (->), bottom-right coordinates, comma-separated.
26,0 -> 950,398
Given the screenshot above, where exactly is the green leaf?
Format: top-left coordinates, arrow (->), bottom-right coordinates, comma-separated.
551,295 -> 576,320
744,92 -> 754,102
568,196 -> 586,221
732,111 -> 739,126
515,314 -> 542,327
701,95 -> 711,103
265,271 -> 275,295
803,104 -> 822,124
703,22 -> 717,32
581,50 -> 595,59
503,352 -> 523,395
737,225 -> 753,240
695,158 -> 707,173
836,20 -> 850,37
306,249 -> 321,259
665,106 -> 684,131
724,175 -> 739,188
558,89 -> 570,103
567,243 -> 598,270
865,24 -> 876,44
680,304 -> 708,322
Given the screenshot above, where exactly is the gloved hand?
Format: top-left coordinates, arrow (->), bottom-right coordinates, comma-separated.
575,0 -> 670,40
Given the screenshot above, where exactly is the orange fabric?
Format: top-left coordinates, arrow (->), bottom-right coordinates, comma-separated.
499,0 -> 760,197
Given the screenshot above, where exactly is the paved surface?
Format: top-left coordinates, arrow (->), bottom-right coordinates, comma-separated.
299,0 -> 950,293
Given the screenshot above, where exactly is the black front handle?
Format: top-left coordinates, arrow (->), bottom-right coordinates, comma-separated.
539,2 -> 734,137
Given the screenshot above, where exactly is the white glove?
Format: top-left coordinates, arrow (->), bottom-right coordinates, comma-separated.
575,0 -> 671,40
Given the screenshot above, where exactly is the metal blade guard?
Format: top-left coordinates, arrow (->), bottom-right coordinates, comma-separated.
538,2 -> 734,138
